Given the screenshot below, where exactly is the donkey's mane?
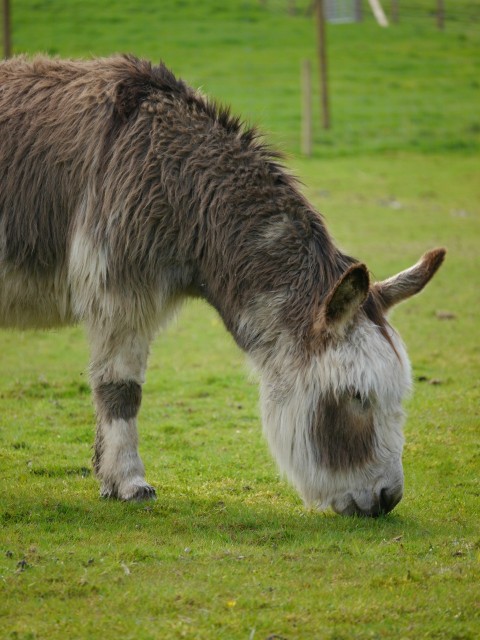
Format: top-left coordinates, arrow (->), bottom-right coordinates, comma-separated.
116,56 -> 392,345
116,55 -> 287,168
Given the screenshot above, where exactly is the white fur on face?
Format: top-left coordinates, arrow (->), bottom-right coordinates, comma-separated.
254,315 -> 411,511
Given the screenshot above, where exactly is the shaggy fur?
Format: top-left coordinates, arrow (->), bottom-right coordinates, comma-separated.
0,55 -> 445,514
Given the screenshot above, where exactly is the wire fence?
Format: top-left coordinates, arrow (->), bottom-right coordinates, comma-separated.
238,1 -> 480,156
2,0 -> 479,156
263,0 -> 480,22
225,2 -> 480,156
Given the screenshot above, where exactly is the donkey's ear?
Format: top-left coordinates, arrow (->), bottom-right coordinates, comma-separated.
321,263 -> 370,330
374,248 -> 446,311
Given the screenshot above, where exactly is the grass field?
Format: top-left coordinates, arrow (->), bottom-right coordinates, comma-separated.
1,2 -> 479,639
7,0 -> 480,156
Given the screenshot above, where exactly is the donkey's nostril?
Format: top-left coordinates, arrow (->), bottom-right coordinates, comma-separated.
331,485 -> 403,518
379,486 -> 403,514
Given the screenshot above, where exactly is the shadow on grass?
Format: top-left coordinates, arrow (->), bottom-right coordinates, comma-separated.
1,478 -> 432,557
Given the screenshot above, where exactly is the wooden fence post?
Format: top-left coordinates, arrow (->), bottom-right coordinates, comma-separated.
301,60 -> 313,156
315,0 -> 330,130
354,0 -> 363,22
391,0 -> 399,24
437,0 -> 444,30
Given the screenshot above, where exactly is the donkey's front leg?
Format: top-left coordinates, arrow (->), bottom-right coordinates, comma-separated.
89,327 -> 156,501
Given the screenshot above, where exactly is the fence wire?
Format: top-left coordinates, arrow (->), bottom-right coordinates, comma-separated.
3,0 -> 479,156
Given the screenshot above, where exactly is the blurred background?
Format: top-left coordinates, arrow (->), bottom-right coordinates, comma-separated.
2,0 -> 479,158
1,6 -> 479,638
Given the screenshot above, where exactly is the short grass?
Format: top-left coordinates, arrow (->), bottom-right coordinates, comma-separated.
6,0 -> 480,156
1,2 -> 479,639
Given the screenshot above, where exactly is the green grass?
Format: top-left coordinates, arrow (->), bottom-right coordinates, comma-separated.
6,0 -> 480,156
1,2 -> 479,639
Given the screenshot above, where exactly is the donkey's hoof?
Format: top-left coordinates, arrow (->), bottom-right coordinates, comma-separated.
100,479 -> 157,501
122,482 -> 157,502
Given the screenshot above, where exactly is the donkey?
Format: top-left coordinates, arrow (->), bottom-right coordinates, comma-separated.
0,55 -> 445,516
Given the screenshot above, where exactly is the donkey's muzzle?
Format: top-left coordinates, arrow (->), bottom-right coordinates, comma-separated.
331,486 -> 403,518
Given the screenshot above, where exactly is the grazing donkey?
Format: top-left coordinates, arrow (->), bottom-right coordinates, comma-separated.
0,55 -> 445,516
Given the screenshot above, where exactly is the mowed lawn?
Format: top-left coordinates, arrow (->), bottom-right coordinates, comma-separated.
1,2 -> 479,639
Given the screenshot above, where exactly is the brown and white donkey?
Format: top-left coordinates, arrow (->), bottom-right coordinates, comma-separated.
0,55 -> 445,515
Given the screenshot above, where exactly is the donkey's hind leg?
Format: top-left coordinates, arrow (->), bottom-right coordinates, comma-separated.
88,325 -> 156,501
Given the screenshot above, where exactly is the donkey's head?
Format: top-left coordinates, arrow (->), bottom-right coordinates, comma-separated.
259,249 -> 445,517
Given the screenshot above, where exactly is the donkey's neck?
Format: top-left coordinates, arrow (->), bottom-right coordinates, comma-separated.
150,107 -> 354,352
181,156 -> 349,349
